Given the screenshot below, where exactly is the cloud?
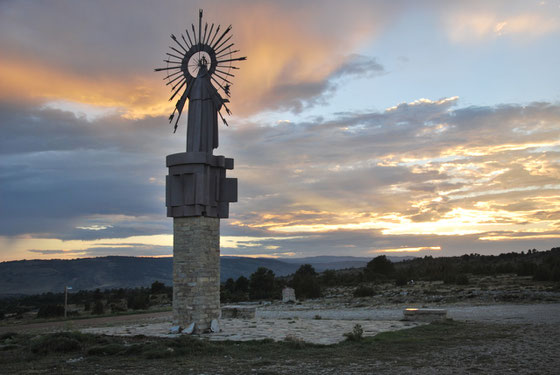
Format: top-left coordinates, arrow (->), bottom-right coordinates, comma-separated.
441,1 -> 560,42
0,0 -> 397,118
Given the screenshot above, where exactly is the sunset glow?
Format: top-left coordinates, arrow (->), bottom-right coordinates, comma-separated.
1,1 -> 559,261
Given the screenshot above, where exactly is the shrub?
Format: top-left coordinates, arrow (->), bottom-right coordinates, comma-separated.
36,304 -> 65,319
292,264 -> 321,300
353,286 -> 375,297
344,324 -> 364,341
30,332 -> 86,354
92,300 -> 104,315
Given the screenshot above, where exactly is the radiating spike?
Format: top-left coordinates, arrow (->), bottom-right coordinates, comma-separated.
229,66 -> 240,70
211,76 -> 230,97
215,68 -> 235,77
209,25 -> 220,46
212,25 -> 231,49
171,76 -> 186,90
191,24 -> 197,45
155,66 -> 181,71
217,56 -> 247,64
198,9 -> 203,46
185,28 -> 194,47
213,71 -> 232,84
171,34 -> 188,52
216,42 -> 235,57
202,23 -> 208,44
169,80 -> 186,101
218,110 -> 228,126
163,60 -> 181,66
166,74 -> 184,85
223,102 -> 232,115
205,23 -> 214,44
214,35 -> 232,53
169,46 -> 185,57
216,49 -> 240,59
163,70 -> 183,80
166,52 -> 183,59
181,33 -> 191,49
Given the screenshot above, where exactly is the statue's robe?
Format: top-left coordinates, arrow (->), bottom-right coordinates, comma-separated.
184,66 -> 224,153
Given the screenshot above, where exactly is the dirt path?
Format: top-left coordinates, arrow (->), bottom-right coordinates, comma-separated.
0,311 -> 171,335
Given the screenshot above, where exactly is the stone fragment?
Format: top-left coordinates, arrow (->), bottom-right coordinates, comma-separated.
169,325 -> 182,334
182,322 -> 195,334
210,319 -> 220,332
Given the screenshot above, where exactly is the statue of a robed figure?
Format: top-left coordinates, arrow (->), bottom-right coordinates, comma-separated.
155,9 -> 246,333
184,62 -> 223,153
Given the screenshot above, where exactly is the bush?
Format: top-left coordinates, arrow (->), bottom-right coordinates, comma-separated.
344,324 -> 364,341
30,332 -> 87,354
364,255 -> 394,281
353,286 -> 375,297
92,300 -> 104,315
87,343 -> 126,356
249,267 -> 277,300
36,304 -> 65,319
292,264 -> 321,300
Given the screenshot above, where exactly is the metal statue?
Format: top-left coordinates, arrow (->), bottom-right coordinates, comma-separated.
155,9 -> 246,153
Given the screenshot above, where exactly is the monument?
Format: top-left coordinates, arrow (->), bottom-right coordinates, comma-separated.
155,9 -> 246,333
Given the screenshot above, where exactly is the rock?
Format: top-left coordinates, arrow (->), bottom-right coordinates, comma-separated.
169,325 -> 182,334
211,319 -> 220,332
182,322 -> 195,334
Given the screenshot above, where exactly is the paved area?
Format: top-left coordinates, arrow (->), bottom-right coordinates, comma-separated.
79,303 -> 560,344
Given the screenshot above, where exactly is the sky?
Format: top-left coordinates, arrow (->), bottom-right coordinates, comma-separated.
1,0 -> 559,261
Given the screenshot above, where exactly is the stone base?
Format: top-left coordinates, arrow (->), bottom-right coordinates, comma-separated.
403,308 -> 447,322
173,216 -> 220,333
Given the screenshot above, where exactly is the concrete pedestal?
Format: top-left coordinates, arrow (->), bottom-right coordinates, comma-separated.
173,216 -> 220,333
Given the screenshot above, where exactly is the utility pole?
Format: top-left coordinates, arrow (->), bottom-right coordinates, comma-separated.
64,286 -> 72,319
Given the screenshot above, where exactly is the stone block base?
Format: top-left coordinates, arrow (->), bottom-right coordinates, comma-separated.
173,216 -> 220,333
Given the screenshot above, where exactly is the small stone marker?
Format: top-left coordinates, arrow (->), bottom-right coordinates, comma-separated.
282,287 -> 296,303
210,319 -> 220,332
403,308 -> 447,322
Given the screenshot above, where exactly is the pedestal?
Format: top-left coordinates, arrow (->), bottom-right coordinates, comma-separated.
173,216 -> 220,332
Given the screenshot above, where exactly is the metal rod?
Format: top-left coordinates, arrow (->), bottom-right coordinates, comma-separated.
169,80 -> 186,101
214,35 -> 232,54
170,76 -> 186,90
166,74 -> 184,85
212,25 -> 231,49
198,9 -> 202,46
155,66 -> 181,71
171,34 -> 188,52
215,68 -> 235,77
211,76 -> 230,97
213,72 -> 232,84
215,42 -> 235,57
209,25 -> 220,46
166,52 -> 183,60
185,28 -> 194,48
163,70 -> 183,80
217,56 -> 247,64
169,46 -> 185,57
216,49 -> 240,59
203,23 -> 208,45
181,33 -> 191,49
218,110 -> 228,126
192,24 -> 197,45
206,23 -> 214,44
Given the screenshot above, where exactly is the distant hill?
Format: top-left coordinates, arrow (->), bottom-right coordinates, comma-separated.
0,255 -> 382,296
280,255 -> 415,272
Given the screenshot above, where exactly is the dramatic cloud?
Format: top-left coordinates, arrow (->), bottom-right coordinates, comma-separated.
1,1 -> 558,261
